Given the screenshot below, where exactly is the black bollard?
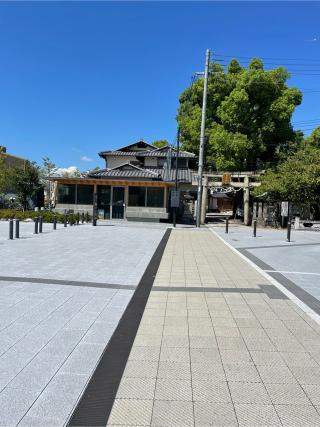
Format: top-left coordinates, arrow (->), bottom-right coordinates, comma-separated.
253,219 -> 257,238
287,220 -> 291,242
92,216 -> 97,226
225,217 -> 229,234
39,216 -> 43,233
81,212 -> 84,224
34,217 -> 39,234
15,219 -> 20,239
64,215 -> 67,227
9,219 -> 14,240
53,216 -> 57,230
76,213 -> 80,225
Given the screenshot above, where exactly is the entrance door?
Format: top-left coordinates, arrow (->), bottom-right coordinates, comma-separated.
97,186 -> 111,219
112,187 -> 125,219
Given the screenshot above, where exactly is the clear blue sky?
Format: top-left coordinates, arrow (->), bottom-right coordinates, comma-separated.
0,1 -> 319,169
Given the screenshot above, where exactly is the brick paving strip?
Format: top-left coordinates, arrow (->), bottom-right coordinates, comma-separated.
104,228 -> 320,427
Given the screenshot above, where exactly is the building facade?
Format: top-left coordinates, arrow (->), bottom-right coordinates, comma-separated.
51,140 -> 196,222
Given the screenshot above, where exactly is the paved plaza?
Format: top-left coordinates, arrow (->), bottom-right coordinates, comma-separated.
213,224 -> 320,305
0,221 -> 165,426
1,221 -> 320,426
108,228 -> 320,427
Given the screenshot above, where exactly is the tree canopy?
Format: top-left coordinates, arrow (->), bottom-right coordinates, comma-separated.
253,145 -> 320,206
177,58 -> 302,171
152,139 -> 169,148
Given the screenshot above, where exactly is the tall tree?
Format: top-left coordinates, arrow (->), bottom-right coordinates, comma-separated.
152,139 -> 169,148
177,58 -> 302,171
40,157 -> 57,210
11,162 -> 41,210
253,145 -> 320,206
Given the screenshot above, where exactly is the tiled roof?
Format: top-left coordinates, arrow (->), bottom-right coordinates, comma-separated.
88,166 -> 193,183
98,147 -> 196,159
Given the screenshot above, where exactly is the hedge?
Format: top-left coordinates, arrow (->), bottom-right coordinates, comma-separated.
0,209 -> 92,223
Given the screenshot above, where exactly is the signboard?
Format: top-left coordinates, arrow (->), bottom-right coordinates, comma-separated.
170,190 -> 180,208
281,201 -> 289,217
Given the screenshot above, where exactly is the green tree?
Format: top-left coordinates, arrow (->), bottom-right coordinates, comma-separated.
0,158 -> 11,196
253,146 -> 320,206
40,157 -> 57,210
305,126 -> 320,147
177,58 -> 302,171
11,162 -> 41,210
152,140 -> 169,148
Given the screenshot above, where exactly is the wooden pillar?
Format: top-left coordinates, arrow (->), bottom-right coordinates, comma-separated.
243,176 -> 250,226
200,176 -> 208,225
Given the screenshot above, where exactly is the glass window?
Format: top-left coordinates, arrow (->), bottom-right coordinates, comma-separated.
146,187 -> 164,207
129,187 -> 146,207
77,185 -> 93,204
57,184 -> 76,204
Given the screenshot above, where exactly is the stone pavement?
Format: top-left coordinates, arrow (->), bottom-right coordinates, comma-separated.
107,228 -> 320,427
0,222 -> 165,426
213,224 -> 320,304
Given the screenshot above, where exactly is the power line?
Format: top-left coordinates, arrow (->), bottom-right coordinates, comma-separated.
214,53 -> 320,63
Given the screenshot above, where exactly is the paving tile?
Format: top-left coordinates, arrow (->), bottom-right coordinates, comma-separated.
129,346 -> 160,362
265,382 -> 311,405
157,361 -> 191,380
191,362 -> 226,381
155,378 -> 192,401
290,366 -> 320,385
108,399 -> 153,426
217,336 -> 247,351
123,360 -> 158,379
190,348 -> 221,364
256,364 -> 296,384
303,384 -> 320,405
280,352 -> 319,368
229,382 -> 271,404
250,350 -> 286,366
160,347 -> 190,363
192,380 -> 231,403
220,349 -> 253,365
18,373 -> 88,425
224,363 -> 260,382
234,404 -> 282,426
152,400 -> 194,427
116,377 -> 156,400
189,336 -> 217,349
275,404 -> 320,426
193,402 -> 237,426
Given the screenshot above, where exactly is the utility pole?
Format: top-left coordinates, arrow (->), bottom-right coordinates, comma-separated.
196,48 -> 211,228
173,127 -> 180,228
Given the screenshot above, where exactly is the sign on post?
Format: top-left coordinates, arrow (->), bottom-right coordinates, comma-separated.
281,201 -> 289,217
170,190 -> 180,208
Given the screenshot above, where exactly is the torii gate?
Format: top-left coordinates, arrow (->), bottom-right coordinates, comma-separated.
192,171 -> 263,225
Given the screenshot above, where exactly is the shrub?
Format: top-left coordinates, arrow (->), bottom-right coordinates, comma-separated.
0,209 -> 92,223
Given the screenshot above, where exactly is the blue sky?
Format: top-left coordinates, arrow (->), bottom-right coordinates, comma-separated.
0,1 -> 319,169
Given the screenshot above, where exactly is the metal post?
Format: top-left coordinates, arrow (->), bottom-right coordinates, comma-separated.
196,48 -> 211,228
201,175 -> 208,225
253,219 -> 257,237
34,217 -> 39,234
225,217 -> 229,234
92,191 -> 97,226
39,216 -> 43,233
287,220 -> 291,242
53,216 -> 57,230
64,215 -> 67,227
9,219 -> 13,240
81,212 -> 84,224
15,219 -> 20,239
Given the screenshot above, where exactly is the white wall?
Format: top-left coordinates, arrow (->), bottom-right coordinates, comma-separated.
144,157 -> 158,167
106,155 -> 135,169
